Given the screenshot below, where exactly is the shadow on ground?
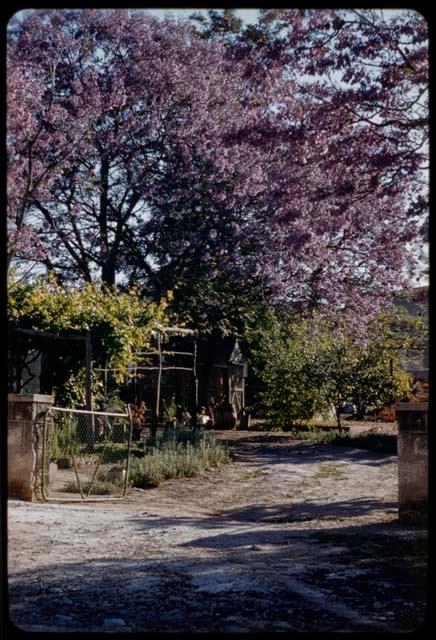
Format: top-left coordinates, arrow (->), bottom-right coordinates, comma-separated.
220,438 -> 397,468
9,515 -> 427,633
128,496 -> 399,532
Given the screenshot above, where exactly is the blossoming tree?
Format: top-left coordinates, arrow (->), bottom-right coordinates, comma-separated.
7,8 -> 428,332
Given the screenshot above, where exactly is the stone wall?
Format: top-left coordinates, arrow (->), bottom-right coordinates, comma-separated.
8,394 -> 54,501
395,402 -> 428,524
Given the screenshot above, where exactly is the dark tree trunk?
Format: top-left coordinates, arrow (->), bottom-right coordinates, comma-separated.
335,406 -> 342,431
355,404 -> 366,421
99,156 -> 112,285
102,260 -> 116,286
199,331 -> 220,410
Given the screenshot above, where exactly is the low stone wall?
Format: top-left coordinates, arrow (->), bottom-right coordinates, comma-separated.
395,402 -> 428,524
8,394 -> 54,501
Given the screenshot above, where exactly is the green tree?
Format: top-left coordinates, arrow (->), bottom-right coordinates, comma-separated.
245,309 -> 414,430
311,322 -> 413,429
245,310 -> 326,428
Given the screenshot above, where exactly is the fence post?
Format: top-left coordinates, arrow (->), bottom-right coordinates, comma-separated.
192,337 -> 198,430
8,393 -> 54,501
85,331 -> 95,451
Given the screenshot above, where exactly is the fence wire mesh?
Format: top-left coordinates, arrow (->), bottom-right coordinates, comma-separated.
41,406 -> 132,501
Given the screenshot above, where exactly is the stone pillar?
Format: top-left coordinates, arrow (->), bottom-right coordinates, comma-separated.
8,394 -> 54,501
395,402 -> 428,524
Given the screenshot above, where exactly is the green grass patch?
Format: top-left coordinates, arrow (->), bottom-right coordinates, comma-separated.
243,469 -> 263,480
128,429 -> 231,489
93,441 -> 145,463
315,462 -> 344,479
62,479 -> 122,495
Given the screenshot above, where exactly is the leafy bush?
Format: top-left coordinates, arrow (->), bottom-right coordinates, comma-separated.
245,309 -> 414,430
53,367 -> 105,410
246,312 -> 325,429
50,416 -> 81,460
8,276 -> 171,391
162,395 -> 178,422
63,479 -> 122,495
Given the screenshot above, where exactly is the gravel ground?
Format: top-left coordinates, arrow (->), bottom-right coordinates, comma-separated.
8,430 -> 427,633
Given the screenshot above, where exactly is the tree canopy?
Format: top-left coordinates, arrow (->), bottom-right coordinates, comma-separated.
7,8 -> 428,333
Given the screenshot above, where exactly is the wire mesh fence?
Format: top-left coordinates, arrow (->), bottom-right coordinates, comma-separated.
41,406 -> 133,501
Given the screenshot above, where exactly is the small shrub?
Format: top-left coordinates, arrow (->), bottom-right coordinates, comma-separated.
63,479 -> 121,494
128,430 -> 230,489
50,416 -> 81,459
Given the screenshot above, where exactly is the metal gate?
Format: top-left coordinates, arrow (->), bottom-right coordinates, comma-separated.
41,406 -> 133,501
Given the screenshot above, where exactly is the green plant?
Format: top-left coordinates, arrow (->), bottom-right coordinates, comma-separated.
54,367 -> 105,410
50,416 -> 81,460
99,391 -> 127,414
245,311 -> 325,429
128,430 -> 230,488
162,395 -> 178,422
245,308 -> 414,431
63,479 -> 121,495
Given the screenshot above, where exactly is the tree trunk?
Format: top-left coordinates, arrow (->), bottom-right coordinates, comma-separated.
102,260 -> 116,286
200,332 -> 220,410
355,403 -> 366,421
335,406 -> 342,431
99,156 -> 112,285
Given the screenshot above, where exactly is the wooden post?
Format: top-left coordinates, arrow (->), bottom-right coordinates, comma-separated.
85,330 -> 93,412
149,332 -> 162,445
192,337 -> 199,429
156,332 -> 162,420
85,330 -> 94,451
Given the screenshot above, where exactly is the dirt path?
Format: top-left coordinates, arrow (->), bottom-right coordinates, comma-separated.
8,431 -> 427,632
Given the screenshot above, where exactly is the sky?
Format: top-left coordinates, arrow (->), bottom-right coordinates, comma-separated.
142,8 -> 260,23
10,8 -> 261,27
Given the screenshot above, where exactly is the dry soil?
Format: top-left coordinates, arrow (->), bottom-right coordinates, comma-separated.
8,429 -> 428,633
